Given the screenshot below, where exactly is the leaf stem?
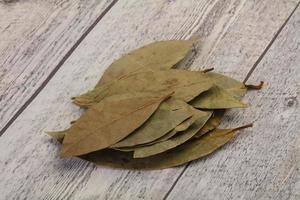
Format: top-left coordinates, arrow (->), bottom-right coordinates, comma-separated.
233,123 -> 253,131
202,68 -> 214,73
245,81 -> 264,90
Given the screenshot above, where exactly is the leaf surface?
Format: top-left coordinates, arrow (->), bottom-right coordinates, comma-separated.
111,98 -> 193,148
133,110 -> 212,158
73,69 -> 212,108
195,110 -> 225,138
112,116 -> 197,152
191,85 -> 247,109
82,128 -> 242,169
97,40 -> 195,85
60,92 -> 171,157
205,72 -> 247,98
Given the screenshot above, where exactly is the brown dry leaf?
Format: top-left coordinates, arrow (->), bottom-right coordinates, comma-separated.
97,40 -> 196,86
82,125 -> 251,169
73,69 -> 212,108
111,98 -> 193,148
190,85 -> 247,109
133,110 -> 212,158
60,92 -> 171,157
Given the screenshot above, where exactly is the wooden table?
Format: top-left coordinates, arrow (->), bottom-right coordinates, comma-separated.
1,0 -> 300,199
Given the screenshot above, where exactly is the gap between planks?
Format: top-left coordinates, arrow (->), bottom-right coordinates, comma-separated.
243,1 -> 300,83
0,0 -> 119,137
163,1 -> 300,199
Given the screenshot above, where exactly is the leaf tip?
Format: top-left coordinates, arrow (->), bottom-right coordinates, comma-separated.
189,36 -> 200,43
59,148 -> 71,159
72,97 -> 91,108
202,68 -> 214,73
241,103 -> 249,108
233,123 -> 253,132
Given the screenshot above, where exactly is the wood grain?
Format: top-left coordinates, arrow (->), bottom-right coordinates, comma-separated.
167,4 -> 300,200
0,0 -> 299,199
0,0 -> 114,131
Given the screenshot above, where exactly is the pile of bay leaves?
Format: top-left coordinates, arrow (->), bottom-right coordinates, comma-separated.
48,39 -> 261,169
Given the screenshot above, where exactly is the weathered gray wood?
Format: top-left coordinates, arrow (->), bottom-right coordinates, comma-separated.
0,0 -> 114,131
167,5 -> 300,200
0,0 -> 298,199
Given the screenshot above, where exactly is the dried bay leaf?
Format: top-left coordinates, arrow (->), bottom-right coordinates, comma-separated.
114,107 -> 206,152
60,92 -> 171,157
97,40 -> 196,85
73,69 -> 213,108
82,125 -> 251,169
47,101 -> 196,152
153,114 -> 198,142
194,110 -> 225,138
112,129 -> 181,152
45,36 -> 259,170
111,98 -> 193,148
151,130 -> 180,144
205,72 -> 247,98
133,110 -> 212,158
112,146 -> 137,152
174,116 -> 197,132
112,129 -> 178,152
190,85 -> 247,109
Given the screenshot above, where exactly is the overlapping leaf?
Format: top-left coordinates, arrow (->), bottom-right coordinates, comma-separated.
81,127 -> 250,169
153,114 -> 198,143
60,92 -> 171,157
73,69 -> 213,108
111,98 -> 192,148
190,85 -> 247,109
115,106 -> 211,152
97,40 -> 196,85
46,39 -> 259,170
205,72 -> 247,98
194,110 -> 225,138
133,110 -> 212,158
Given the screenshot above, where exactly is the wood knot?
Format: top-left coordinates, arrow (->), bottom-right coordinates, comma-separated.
285,96 -> 298,107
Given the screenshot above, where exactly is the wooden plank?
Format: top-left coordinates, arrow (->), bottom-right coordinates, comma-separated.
167,4 -> 300,200
0,0 -> 115,131
0,0 -> 298,199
